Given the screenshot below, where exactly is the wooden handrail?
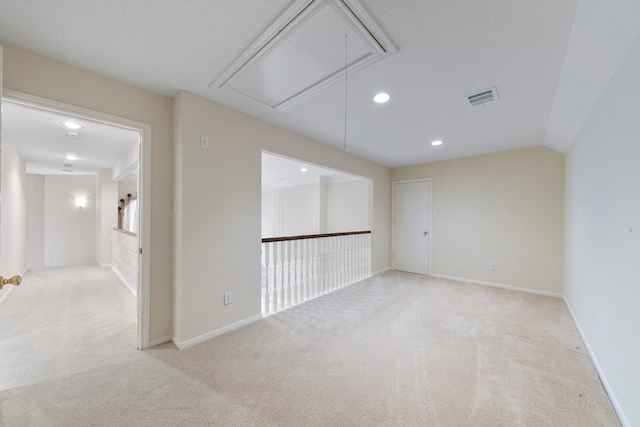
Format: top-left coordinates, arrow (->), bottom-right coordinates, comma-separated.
262,230 -> 371,243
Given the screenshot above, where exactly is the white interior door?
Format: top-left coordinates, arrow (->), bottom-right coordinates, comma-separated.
393,179 -> 431,275
0,45 -> 3,268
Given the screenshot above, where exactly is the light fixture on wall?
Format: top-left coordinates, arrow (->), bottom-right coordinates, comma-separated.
75,197 -> 86,208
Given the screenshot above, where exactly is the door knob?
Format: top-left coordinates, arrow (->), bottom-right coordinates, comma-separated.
0,275 -> 21,290
423,231 -> 429,236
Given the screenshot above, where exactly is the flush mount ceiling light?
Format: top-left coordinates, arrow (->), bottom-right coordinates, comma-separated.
373,92 -> 390,103
61,121 -> 84,130
431,140 -> 443,146
65,154 -> 78,160
300,167 -> 308,172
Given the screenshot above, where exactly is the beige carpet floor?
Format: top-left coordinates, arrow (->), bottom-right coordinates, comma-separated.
0,266 -> 619,426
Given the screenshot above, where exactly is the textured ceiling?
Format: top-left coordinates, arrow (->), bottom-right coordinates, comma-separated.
1,101 -> 139,176
1,0 -> 639,168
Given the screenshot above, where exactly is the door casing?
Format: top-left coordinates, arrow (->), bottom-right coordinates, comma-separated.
392,178 -> 432,275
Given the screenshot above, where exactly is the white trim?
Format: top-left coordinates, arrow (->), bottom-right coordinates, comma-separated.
391,178 -> 433,275
3,89 -> 152,350
111,265 -> 137,297
97,261 -> 113,268
173,314 -> 263,350
564,298 -> 629,427
372,267 -> 390,276
430,273 -> 562,298
149,335 -> 173,348
211,0 -> 396,112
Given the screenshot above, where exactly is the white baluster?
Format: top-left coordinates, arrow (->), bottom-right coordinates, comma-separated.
296,239 -> 302,304
288,240 -> 295,306
327,237 -> 333,292
303,238 -> 310,302
273,241 -> 280,313
338,236 -> 347,287
313,238 -> 320,298
357,234 -> 363,281
263,242 -> 270,315
349,234 -> 355,284
334,236 -> 340,289
366,233 -> 371,278
316,238 -> 323,295
284,241 -> 291,308
321,238 -> 328,294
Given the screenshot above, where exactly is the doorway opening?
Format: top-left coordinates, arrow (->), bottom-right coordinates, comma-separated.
1,90 -> 151,350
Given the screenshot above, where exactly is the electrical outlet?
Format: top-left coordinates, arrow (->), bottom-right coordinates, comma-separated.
490,262 -> 497,271
224,291 -> 232,305
200,135 -> 210,148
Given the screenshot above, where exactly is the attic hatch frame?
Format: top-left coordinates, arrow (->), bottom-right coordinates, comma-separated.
210,0 -> 397,112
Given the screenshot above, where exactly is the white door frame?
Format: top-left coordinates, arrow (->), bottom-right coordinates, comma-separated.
2,89 -> 152,350
392,178 -> 432,275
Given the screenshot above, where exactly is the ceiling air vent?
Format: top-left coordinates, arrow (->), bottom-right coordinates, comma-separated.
467,87 -> 498,107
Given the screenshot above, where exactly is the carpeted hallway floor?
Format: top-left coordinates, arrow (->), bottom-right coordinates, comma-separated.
0,266 -> 619,426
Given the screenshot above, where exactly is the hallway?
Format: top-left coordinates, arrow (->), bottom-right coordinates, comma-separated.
0,265 -> 136,391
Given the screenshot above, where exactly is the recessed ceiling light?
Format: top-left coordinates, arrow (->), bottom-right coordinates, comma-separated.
66,154 -> 78,161
300,167 -> 308,172
61,121 -> 84,130
431,140 -> 443,146
373,92 -> 390,103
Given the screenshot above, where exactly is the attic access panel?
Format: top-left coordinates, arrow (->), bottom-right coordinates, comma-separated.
211,0 -> 396,112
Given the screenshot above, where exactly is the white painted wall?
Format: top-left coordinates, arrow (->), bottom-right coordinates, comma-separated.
326,178 -> 370,232
118,180 -> 137,202
391,146 -> 564,295
43,175 -> 97,267
0,141 -> 27,292
97,169 -> 118,266
564,35 -> 640,427
3,41 -> 174,344
26,174 -> 44,269
262,181 -> 320,238
173,90 -> 391,347
262,178 -> 370,238
112,142 -> 138,182
112,228 -> 138,295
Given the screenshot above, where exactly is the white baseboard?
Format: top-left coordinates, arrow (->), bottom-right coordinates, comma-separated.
372,267 -> 391,276
429,273 -> 562,298
98,261 -> 112,268
563,297 -> 629,427
111,266 -> 137,296
148,335 -> 173,348
173,314 -> 263,350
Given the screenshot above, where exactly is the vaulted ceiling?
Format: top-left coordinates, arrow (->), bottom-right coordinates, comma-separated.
1,0 -> 639,168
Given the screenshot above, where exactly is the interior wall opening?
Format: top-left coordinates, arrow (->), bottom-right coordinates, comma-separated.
0,92 -> 149,355
260,151 -> 373,315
